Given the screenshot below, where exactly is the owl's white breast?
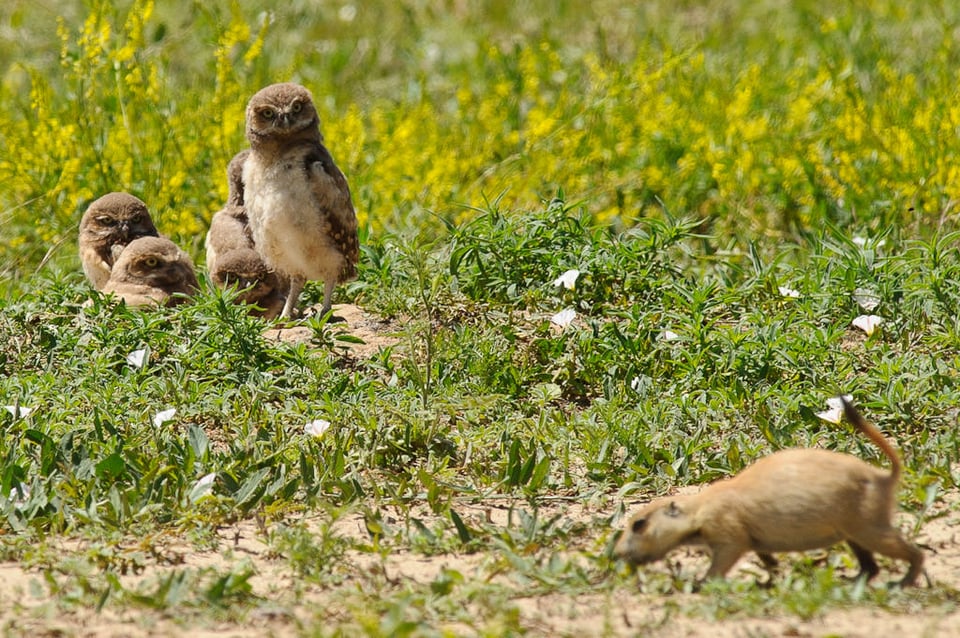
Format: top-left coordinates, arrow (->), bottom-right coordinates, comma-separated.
242,152 -> 344,281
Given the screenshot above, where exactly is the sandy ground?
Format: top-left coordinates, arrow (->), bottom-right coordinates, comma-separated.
262,303 -> 401,355
2,492 -> 957,637
0,493 -> 960,638
2,305 -> 958,636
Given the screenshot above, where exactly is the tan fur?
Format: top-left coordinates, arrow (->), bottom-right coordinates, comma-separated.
206,149 -> 289,317
205,149 -> 252,273
614,399 -> 924,586
78,192 -> 159,290
209,248 -> 285,319
242,82 -> 359,319
103,237 -> 199,308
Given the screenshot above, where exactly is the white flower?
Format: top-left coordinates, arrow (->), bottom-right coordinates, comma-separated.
778,286 -> 800,299
661,330 -> 680,341
189,473 -> 217,503
338,4 -> 357,21
126,348 -> 148,369
305,419 -> 331,438
816,407 -> 843,424
553,269 -> 581,290
10,485 -> 30,509
817,395 -> 854,424
153,408 -> 176,427
550,308 -> 576,329
853,288 -> 880,312
4,405 -> 33,418
826,395 -> 853,410
852,314 -> 883,336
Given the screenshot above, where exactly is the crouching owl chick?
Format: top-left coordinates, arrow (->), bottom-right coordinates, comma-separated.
242,82 -> 359,319
209,248 -> 286,319
102,236 -> 199,307
79,192 -> 159,289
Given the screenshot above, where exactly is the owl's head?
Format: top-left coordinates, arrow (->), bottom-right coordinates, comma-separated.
112,236 -> 199,296
80,192 -> 159,252
210,248 -> 280,303
245,83 -> 321,146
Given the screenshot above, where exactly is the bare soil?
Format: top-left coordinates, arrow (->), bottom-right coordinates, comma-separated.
263,303 -> 402,356
2,491 -> 957,637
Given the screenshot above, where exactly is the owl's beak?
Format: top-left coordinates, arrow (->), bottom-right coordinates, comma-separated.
278,113 -> 292,127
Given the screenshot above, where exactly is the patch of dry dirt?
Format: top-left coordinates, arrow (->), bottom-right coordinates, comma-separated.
2,490 -> 958,637
262,303 -> 401,358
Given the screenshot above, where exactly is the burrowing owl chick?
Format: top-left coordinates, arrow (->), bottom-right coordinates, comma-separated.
242,82 -> 359,319
209,248 -> 286,319
205,149 -> 253,272
206,149 -> 288,317
102,236 -> 199,307
79,192 -> 159,289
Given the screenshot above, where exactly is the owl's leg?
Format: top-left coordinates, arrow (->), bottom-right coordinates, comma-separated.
320,277 -> 336,316
281,275 -> 305,319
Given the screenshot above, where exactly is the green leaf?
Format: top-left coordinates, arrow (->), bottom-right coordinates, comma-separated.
528,455 -> 551,491
187,424 -> 209,460
234,467 -> 269,507
450,509 -> 472,544
95,453 -> 125,480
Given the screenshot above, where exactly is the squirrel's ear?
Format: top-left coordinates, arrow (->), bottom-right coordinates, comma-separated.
666,501 -> 682,517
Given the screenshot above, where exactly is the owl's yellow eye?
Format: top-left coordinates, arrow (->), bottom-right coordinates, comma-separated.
291,100 -> 302,113
260,107 -> 276,120
96,216 -> 116,226
143,257 -> 159,268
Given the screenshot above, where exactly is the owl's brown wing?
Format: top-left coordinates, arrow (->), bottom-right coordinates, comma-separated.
206,205 -> 254,274
227,149 -> 251,206
304,142 -> 359,278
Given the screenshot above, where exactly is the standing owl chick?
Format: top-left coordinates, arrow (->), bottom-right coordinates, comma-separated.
210,248 -> 286,319
242,82 -> 359,319
102,236 -> 199,308
78,192 -> 159,289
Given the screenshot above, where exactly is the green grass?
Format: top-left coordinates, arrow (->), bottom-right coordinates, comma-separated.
3,0 -> 960,635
